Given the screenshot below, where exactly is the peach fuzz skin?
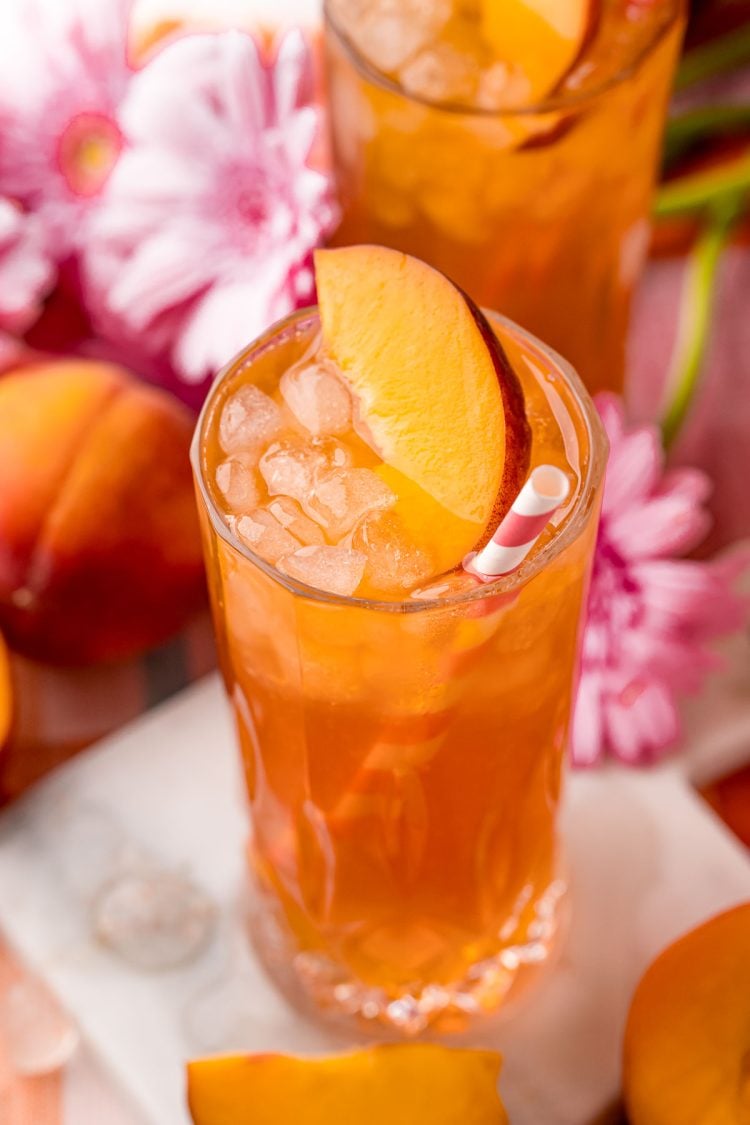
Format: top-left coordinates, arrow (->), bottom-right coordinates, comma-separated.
0,359 -> 205,665
0,633 -> 11,752
624,903 -> 750,1125
187,1044 -> 508,1125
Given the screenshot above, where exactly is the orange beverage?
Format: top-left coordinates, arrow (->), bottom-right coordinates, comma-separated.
192,248 -> 607,1033
324,0 -> 686,395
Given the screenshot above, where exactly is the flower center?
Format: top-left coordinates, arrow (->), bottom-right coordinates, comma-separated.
236,184 -> 269,227
220,156 -> 293,252
57,112 -> 123,198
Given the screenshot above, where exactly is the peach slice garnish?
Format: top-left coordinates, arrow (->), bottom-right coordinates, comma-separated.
315,246 -> 530,574
187,1044 -> 508,1125
481,0 -> 596,102
623,903 -> 750,1125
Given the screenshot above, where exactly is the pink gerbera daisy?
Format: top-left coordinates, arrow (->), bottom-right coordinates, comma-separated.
572,394 -> 748,767
0,0 -> 132,256
84,28 -> 338,384
0,198 -> 55,333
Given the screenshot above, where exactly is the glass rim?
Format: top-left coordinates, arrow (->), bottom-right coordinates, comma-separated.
191,305 -> 608,614
323,0 -> 681,118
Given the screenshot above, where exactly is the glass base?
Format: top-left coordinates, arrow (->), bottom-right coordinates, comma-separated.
247,878 -> 568,1037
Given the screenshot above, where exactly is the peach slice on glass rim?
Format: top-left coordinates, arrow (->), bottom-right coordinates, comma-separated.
481,0 -> 596,102
314,246 -> 530,575
187,1044 -> 508,1125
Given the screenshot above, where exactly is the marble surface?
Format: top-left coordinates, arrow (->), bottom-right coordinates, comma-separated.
0,672 -> 747,1125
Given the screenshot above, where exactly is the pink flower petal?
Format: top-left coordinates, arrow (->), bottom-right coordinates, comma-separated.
605,680 -> 680,764
606,493 -> 712,559
577,395 -> 747,768
0,198 -> 55,332
85,28 -> 338,385
633,559 -> 747,636
0,0 -> 132,255
594,392 -> 625,444
603,427 -> 663,514
570,670 -> 606,767
656,466 -> 712,505
173,275 -> 292,384
273,28 -> 314,121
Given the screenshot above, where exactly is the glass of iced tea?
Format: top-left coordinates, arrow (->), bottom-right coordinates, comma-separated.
191,247 -> 607,1034
324,0 -> 686,395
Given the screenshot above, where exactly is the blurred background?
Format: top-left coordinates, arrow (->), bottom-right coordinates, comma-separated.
0,1 -> 747,1123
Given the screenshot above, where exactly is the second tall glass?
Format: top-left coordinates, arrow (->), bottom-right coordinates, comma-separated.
325,0 -> 685,395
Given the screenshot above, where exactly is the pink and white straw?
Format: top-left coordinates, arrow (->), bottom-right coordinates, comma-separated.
464,465 -> 570,581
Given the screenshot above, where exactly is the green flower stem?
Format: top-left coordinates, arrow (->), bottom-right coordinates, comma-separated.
664,104 -> 750,169
676,24 -> 750,91
661,201 -> 741,449
655,153 -> 750,219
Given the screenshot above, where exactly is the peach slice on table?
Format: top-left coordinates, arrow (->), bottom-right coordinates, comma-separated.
481,0 -> 596,102
314,246 -> 530,574
187,1044 -> 508,1125
623,903 -> 750,1125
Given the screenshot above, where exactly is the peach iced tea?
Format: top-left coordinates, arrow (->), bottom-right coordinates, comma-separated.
192,247 -> 607,1033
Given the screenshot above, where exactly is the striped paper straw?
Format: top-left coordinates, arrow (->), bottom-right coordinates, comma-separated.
464,465 -> 570,581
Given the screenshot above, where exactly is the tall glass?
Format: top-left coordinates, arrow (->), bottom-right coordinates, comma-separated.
324,1 -> 686,396
192,308 -> 607,1034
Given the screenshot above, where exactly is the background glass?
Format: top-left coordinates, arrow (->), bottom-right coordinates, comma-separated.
324,1 -> 686,396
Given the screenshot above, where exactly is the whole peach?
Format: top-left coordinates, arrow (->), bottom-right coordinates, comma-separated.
624,903 -> 750,1125
0,360 -> 205,664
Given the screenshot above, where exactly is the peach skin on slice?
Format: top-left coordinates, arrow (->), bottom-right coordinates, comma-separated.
623,903 -> 750,1125
481,0 -> 595,101
315,246 -> 530,573
0,633 -> 12,754
187,1044 -> 508,1125
702,764 -> 750,849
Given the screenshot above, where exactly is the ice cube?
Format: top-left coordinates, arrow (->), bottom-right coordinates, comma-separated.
351,401 -> 382,454
267,496 -> 326,546
259,436 -> 351,502
214,455 -> 261,513
279,545 -> 367,596
352,511 -> 433,592
219,384 -> 283,455
280,360 -> 352,437
314,436 -> 353,470
476,61 -> 532,111
306,468 -> 395,541
259,437 -> 323,500
411,572 -> 480,600
399,43 -> 479,104
93,870 -> 216,971
330,0 -> 451,73
235,509 -> 301,564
